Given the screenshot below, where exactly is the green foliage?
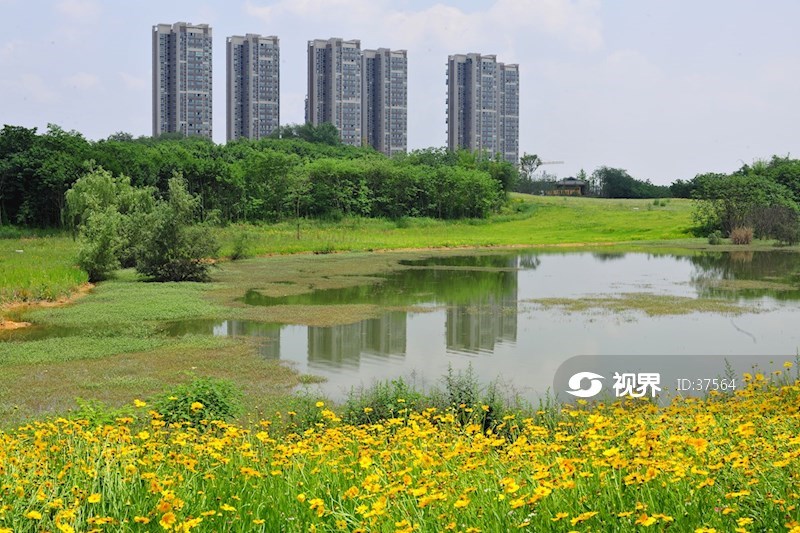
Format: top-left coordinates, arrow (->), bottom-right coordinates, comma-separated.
593,166 -> 670,199
4,124 -> 513,229
340,366 -> 518,434
670,178 -> 695,198
70,398 -> 133,426
230,229 -> 254,260
519,153 -> 542,178
272,122 -> 342,145
0,235 -> 86,303
75,208 -> 122,282
152,377 -> 244,425
692,172 -> 799,237
708,230 -> 723,245
65,168 -> 158,278
514,170 -> 557,195
136,177 -> 219,282
342,378 -> 425,425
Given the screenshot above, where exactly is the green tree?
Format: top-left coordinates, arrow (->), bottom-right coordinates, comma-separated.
593,166 -> 669,199
692,173 -> 798,236
519,153 -> 542,179
65,167 -> 158,280
74,208 -> 122,282
136,176 -> 219,282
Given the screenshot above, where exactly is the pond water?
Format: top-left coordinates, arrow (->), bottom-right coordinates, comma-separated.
165,250 -> 800,401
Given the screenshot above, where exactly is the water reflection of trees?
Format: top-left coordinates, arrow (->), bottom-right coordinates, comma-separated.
591,252 -> 626,261
688,251 -> 800,300
248,255 -> 531,308
301,255 -> 522,366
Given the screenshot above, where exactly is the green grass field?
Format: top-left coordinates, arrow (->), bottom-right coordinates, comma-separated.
0,235 -> 85,305
4,198 -> 800,530
1,196 -> 696,310
218,195 -> 696,256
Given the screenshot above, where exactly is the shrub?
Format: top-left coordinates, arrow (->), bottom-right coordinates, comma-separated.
730,226 -> 753,245
342,378 -> 424,425
753,205 -> 800,245
707,230 -> 723,245
230,229 -> 254,260
75,208 -> 122,282
152,377 -> 243,425
775,224 -> 800,246
136,177 -> 219,281
70,398 -> 133,426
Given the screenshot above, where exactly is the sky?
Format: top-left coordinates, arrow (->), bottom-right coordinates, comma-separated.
1,0 -> 799,184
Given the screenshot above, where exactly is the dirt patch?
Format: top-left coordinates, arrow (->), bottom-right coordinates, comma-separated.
1,283 -> 94,324
0,320 -> 31,331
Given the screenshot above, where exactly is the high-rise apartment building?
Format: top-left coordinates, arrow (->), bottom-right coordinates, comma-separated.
498,63 -> 519,164
446,53 -> 519,164
152,22 -> 213,139
362,48 -> 408,156
306,38 -> 362,146
226,34 -> 280,141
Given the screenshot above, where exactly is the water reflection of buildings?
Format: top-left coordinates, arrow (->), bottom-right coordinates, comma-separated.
445,261 -> 519,354
307,311 -> 407,368
208,320 -> 283,359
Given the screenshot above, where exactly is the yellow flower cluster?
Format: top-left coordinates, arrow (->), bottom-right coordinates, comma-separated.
0,378 -> 798,531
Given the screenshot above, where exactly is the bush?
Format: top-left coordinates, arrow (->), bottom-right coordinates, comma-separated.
152,377 -> 243,425
708,230 -> 723,245
75,208 -> 121,282
342,378 -> 425,425
70,398 -> 133,426
136,177 -> 219,281
730,226 -> 753,245
752,205 -> 800,245
230,229 -> 254,260
775,224 -> 800,246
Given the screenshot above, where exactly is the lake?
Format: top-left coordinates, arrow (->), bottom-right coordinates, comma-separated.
162,250 -> 800,402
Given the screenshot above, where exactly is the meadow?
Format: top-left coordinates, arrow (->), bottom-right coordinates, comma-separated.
216,195 -> 696,256
1,196 -> 696,311
2,195 -> 800,531
0,373 -> 798,532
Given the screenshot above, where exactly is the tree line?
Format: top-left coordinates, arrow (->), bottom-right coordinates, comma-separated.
674,157 -> 800,244
0,124 -> 516,228
514,155 -> 670,198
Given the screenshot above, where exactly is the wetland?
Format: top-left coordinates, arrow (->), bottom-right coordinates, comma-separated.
3,247 -> 800,422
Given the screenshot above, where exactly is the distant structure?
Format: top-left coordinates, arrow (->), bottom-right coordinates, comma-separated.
362,48 -> 408,156
306,38 -> 363,146
551,177 -> 587,196
226,34 -> 280,141
446,53 -> 519,164
152,22 -> 213,139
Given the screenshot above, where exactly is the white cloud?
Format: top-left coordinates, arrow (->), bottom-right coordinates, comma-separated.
63,72 -> 100,90
55,0 -> 100,21
0,74 -> 59,104
245,0 -> 605,147
245,0 -> 603,52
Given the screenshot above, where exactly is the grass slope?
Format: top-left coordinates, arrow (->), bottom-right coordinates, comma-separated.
219,196 -> 695,256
